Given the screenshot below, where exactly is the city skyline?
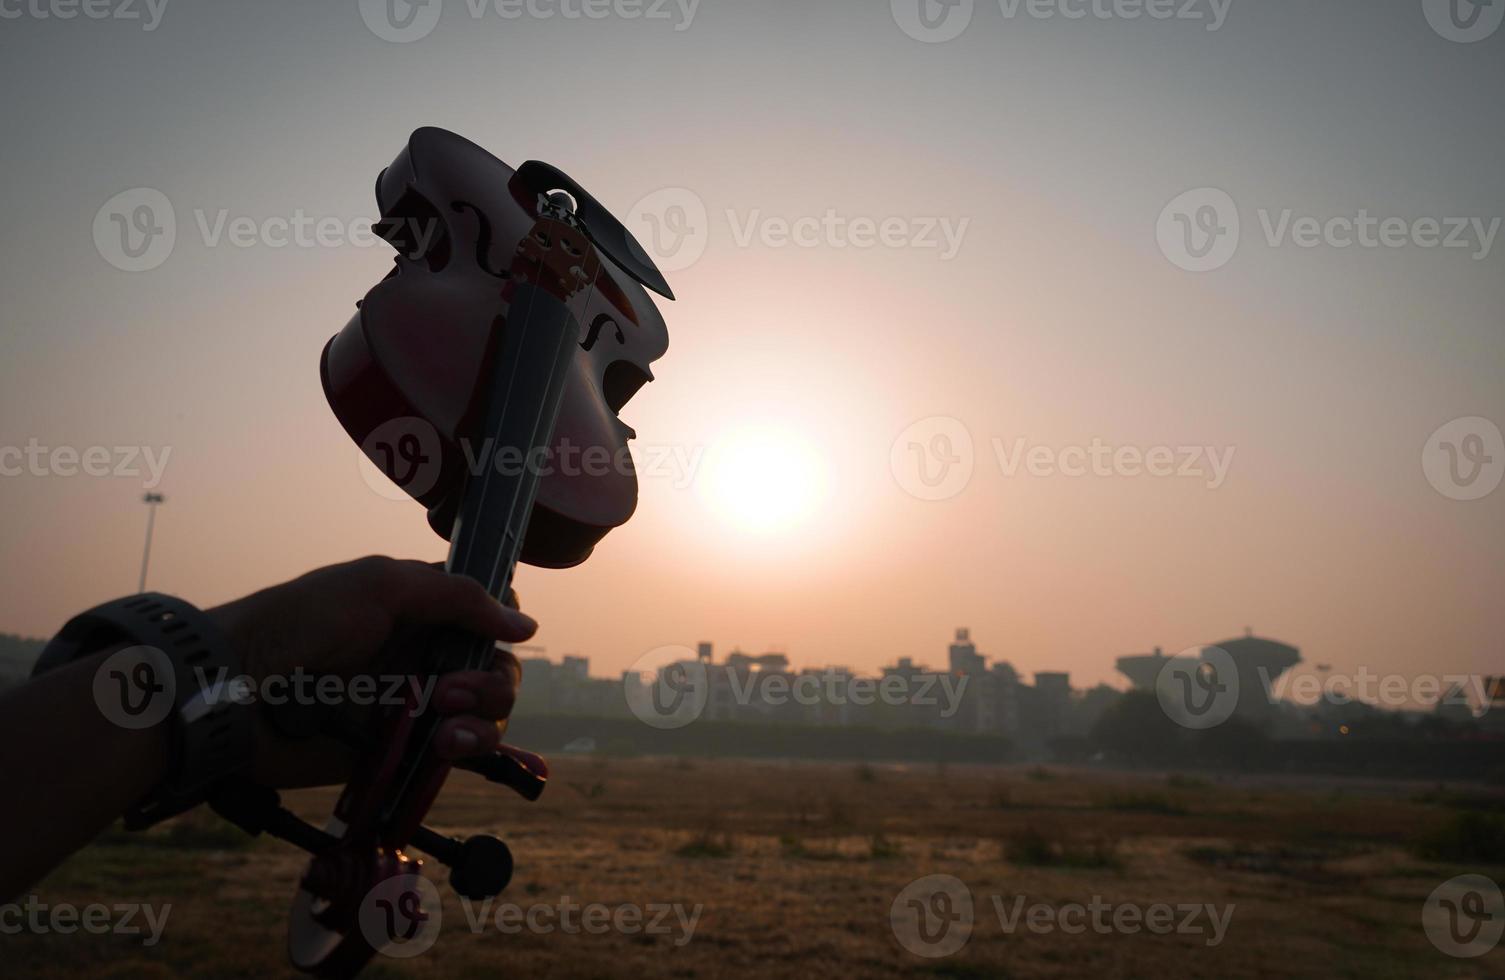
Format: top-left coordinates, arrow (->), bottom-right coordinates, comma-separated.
1,1 -> 1500,696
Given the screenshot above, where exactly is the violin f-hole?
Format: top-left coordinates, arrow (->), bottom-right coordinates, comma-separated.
451,199 -> 511,280
580,313 -> 625,352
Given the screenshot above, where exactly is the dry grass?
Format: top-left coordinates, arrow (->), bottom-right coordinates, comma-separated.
8,759 -> 1505,978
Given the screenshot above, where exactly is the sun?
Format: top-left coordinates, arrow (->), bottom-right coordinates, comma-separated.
699,426 -> 829,534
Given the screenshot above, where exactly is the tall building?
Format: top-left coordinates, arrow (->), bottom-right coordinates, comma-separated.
1031,671 -> 1072,739
1115,646 -> 1170,691
1211,634 -> 1300,728
948,627 -> 985,675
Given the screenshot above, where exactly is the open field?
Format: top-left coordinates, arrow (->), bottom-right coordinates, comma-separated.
8,758 -> 1505,978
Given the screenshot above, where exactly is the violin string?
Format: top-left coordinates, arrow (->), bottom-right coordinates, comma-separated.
385,217 -> 559,821
408,217 -> 608,791
480,222 -> 607,646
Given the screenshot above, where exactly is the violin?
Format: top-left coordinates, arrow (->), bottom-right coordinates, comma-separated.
207,127 -> 673,976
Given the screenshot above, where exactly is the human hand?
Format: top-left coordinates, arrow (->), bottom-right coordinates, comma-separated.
206,556 -> 535,788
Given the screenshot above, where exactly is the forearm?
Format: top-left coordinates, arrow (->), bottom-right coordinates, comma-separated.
0,648 -> 168,901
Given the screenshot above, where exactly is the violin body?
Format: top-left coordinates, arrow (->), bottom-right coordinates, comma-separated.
212,127 -> 676,976
321,127 -> 671,566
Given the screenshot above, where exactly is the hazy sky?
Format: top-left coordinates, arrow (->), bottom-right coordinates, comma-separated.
1,0 -> 1501,696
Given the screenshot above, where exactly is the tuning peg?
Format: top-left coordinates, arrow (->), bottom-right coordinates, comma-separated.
455,746 -> 548,801
411,826 -> 514,900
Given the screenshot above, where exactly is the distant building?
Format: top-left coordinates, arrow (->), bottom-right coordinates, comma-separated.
948,628 -> 985,676
1212,633 -> 1300,728
1115,647 -> 1170,691
1480,677 -> 1505,735
1117,633 -> 1301,730
514,653 -> 626,718
1026,671 -> 1072,742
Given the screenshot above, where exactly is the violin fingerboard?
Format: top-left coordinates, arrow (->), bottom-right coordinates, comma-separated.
444,282 -> 580,661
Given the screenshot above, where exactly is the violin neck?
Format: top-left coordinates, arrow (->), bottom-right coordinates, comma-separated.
440,281 -> 579,665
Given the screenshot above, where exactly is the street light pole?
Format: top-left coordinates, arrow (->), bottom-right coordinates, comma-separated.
138,492 -> 165,593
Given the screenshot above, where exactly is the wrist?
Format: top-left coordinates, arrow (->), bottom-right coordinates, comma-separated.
33,593 -> 257,827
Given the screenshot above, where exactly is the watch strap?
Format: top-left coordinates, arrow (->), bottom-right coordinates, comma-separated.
33,593 -> 255,828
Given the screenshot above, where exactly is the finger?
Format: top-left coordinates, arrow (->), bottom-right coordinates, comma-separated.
371,559 -> 537,642
435,716 -> 503,760
494,647 -> 522,684
432,668 -> 518,720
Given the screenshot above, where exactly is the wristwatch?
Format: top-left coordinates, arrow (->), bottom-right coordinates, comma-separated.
32,592 -> 255,828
